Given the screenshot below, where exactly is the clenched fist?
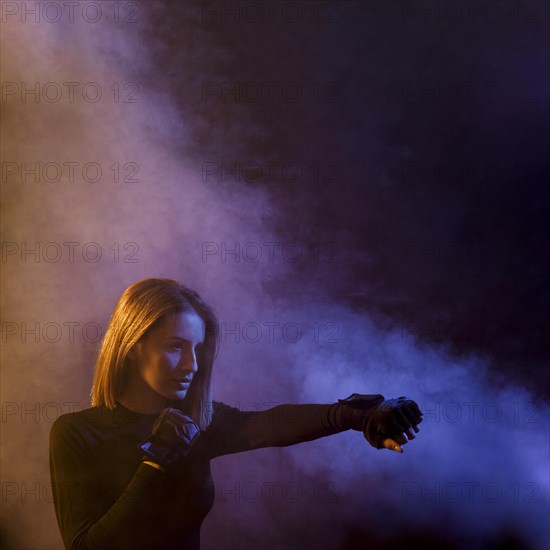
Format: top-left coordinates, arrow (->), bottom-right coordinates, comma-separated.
337,393 -> 423,452
138,408 -> 200,471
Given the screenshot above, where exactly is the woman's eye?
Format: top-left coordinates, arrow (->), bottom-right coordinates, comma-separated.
166,343 -> 203,353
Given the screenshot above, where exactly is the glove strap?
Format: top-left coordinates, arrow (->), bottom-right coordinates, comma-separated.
333,393 -> 385,431
337,393 -> 384,407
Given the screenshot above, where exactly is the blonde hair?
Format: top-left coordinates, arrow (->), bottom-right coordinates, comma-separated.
91,278 -> 219,429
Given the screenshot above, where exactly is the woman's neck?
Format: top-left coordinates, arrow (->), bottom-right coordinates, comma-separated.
118,370 -> 167,415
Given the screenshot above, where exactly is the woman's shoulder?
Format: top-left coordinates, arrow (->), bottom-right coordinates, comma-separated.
211,400 -> 230,410
50,405 -> 112,442
209,400 -> 246,428
211,400 -> 240,416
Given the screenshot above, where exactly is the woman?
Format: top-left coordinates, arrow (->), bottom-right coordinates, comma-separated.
50,278 -> 423,550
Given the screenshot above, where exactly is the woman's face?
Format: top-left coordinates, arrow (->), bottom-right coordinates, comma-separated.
131,310 -> 205,402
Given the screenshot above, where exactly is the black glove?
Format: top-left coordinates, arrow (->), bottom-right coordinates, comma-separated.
138,408 -> 200,472
337,393 -> 423,449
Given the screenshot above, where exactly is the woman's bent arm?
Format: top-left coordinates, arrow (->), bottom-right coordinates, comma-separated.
50,415 -> 164,550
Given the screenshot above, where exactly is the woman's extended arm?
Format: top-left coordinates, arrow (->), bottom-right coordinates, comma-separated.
207,400 -> 347,457
208,395 -> 423,458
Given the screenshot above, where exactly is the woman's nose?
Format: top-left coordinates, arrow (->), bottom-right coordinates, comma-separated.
179,349 -> 199,372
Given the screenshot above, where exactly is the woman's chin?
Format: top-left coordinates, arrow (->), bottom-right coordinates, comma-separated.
171,389 -> 189,400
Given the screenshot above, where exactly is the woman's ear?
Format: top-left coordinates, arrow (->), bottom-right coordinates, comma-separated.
127,342 -> 141,360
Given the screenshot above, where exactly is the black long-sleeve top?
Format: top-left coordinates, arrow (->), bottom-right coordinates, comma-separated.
49,400 -> 346,550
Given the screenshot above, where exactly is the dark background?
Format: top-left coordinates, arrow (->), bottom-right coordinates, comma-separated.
138,0 -> 550,391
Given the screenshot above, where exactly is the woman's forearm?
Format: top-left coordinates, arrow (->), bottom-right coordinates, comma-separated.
58,462 -> 164,550
211,402 -> 347,456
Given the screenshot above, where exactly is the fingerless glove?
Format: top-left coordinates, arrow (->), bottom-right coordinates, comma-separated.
138,408 -> 200,472
334,393 -> 423,449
